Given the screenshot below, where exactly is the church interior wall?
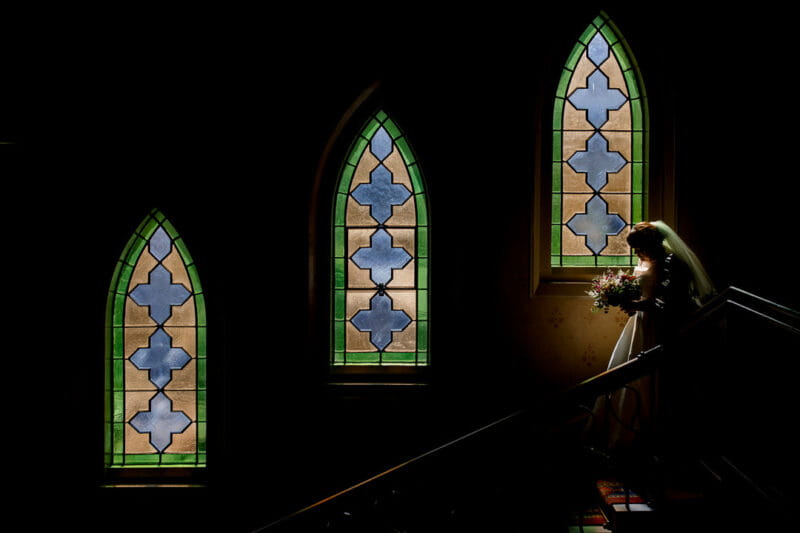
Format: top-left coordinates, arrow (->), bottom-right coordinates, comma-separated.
5,4 -> 798,530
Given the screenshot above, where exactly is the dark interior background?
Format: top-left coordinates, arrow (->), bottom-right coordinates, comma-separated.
5,4 -> 798,531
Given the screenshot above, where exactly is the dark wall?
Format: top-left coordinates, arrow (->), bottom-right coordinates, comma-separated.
6,4 -> 798,531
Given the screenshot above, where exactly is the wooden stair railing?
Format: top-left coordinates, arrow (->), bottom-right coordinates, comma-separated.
256,287 -> 799,531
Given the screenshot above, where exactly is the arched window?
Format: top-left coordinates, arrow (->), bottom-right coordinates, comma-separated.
551,12 -> 647,268
105,209 -> 206,469
332,110 -> 429,368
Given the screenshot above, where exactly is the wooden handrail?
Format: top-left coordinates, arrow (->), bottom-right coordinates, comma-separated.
255,409 -> 526,531
257,287 -> 798,530
564,286 -> 799,407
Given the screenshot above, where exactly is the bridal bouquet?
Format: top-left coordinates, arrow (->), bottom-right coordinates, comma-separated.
587,269 -> 641,313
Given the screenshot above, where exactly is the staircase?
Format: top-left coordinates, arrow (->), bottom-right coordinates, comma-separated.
256,288 -> 799,532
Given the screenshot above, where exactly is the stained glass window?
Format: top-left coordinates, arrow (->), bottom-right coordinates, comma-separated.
105,209 -> 206,468
332,110 -> 429,367
552,13 -> 647,267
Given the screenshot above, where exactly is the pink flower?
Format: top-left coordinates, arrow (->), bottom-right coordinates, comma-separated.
586,268 -> 641,313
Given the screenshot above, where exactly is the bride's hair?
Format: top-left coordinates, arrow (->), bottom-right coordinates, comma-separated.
629,220 -> 716,305
627,221 -> 664,253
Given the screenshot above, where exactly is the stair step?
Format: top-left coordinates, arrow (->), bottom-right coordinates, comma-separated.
567,506 -> 611,533
609,502 -> 654,513
567,526 -> 612,533
596,479 -> 647,505
596,478 -> 657,532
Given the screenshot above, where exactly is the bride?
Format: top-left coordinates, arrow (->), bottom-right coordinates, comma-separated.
585,221 -> 715,451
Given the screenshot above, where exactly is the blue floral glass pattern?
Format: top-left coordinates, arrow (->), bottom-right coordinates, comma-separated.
333,111 -> 429,366
105,209 -> 206,468
552,13 -> 647,267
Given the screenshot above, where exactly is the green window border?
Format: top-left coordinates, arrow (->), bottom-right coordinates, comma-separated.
551,11 -> 649,268
105,208 -> 207,469
332,111 -> 430,367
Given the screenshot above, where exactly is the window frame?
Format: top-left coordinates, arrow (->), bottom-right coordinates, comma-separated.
103,208 -> 207,485
328,106 -> 431,383
533,12 -> 665,296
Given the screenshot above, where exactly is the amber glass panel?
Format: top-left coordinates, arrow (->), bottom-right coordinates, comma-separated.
552,12 -> 647,267
333,111 -> 429,367
105,209 -> 206,468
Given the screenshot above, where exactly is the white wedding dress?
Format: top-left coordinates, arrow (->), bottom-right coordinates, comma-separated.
584,221 -> 715,452
586,259 -> 658,450
605,260 -> 655,370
